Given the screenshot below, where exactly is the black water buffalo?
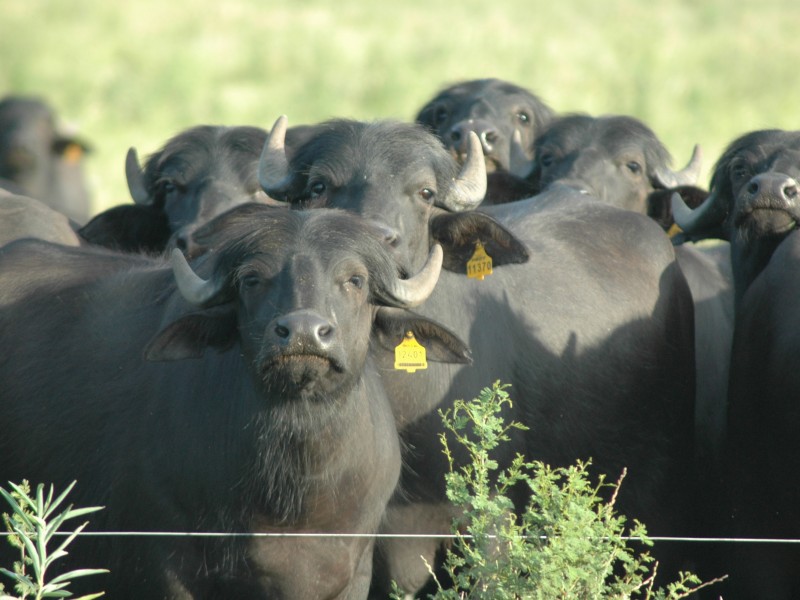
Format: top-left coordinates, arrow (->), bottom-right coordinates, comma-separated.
415,78 -> 554,204
0,190 -> 81,247
79,125 -> 284,254
531,113 -> 702,216
0,95 -> 93,224
528,113 -> 731,467
673,129 -> 800,599
0,205 -> 472,599
259,117 -> 699,595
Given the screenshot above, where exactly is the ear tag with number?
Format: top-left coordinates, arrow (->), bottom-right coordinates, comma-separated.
466,240 -> 493,280
394,331 -> 428,373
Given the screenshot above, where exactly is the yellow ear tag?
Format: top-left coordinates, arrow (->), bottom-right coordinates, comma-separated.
394,331 -> 428,373
466,240 -> 493,280
667,223 -> 683,238
62,143 -> 84,164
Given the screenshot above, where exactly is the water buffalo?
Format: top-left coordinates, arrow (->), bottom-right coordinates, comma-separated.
528,113 -> 730,468
415,78 -> 554,204
259,117 -> 700,595
0,205 -> 472,599
673,129 -> 800,599
0,95 -> 93,224
79,124 -> 296,255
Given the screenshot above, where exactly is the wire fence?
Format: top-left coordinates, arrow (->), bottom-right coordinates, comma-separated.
1,531 -> 799,544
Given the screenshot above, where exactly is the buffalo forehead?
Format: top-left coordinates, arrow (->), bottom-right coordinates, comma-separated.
767,147 -> 800,174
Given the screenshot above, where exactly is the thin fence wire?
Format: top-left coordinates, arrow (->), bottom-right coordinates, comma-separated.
1,531 -> 799,544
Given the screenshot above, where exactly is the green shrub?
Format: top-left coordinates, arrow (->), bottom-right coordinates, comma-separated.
0,480 -> 107,600
399,381 -> 724,599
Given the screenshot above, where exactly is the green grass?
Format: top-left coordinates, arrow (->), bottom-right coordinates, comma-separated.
2,0 -> 799,213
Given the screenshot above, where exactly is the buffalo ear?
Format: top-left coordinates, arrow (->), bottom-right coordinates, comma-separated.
429,211 -> 529,273
646,185 -> 709,232
483,171 -> 538,205
79,204 -> 171,254
372,307 -> 471,365
145,306 -> 237,361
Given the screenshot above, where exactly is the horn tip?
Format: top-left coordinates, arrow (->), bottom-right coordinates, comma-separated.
467,130 -> 481,151
692,144 -> 703,165
169,247 -> 186,266
272,114 -> 289,133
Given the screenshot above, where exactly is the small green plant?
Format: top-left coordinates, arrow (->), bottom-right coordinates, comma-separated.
0,480 -> 107,600
398,381 -> 724,599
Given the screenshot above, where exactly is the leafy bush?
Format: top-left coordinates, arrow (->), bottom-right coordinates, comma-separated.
401,381 -> 724,599
0,480 -> 107,600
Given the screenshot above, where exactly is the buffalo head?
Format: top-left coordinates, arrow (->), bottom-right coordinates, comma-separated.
146,205 -> 471,400
530,114 -> 702,215
81,125 -> 276,255
415,78 -> 555,179
672,129 -> 800,303
0,95 -> 92,224
258,116 -> 528,275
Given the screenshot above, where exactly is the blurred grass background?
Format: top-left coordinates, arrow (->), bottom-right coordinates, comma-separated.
2,0 -> 799,214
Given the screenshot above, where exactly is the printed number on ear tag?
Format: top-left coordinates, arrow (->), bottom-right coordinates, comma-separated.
467,240 -> 493,280
394,331 -> 428,373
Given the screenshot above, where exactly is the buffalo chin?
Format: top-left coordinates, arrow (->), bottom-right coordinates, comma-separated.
260,354 -> 346,399
738,208 -> 799,239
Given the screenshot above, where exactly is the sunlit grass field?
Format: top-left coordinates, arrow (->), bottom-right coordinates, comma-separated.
2,0 -> 799,214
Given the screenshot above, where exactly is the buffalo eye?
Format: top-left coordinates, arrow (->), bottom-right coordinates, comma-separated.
239,272 -> 263,292
309,181 -> 327,198
418,188 -> 435,203
731,165 -> 750,184
539,152 -> 554,168
516,111 -> 531,125
434,106 -> 448,126
626,161 -> 642,175
349,275 -> 364,289
160,180 -> 180,198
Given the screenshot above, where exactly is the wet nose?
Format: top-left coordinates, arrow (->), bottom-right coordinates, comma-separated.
371,222 -> 400,248
449,120 -> 498,154
746,173 -> 800,204
172,226 -> 201,258
274,310 -> 336,351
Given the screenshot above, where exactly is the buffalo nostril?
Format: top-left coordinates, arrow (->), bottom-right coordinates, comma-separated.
747,181 -> 760,195
449,130 -> 462,144
275,312 -> 336,348
784,184 -> 798,200
482,130 -> 498,145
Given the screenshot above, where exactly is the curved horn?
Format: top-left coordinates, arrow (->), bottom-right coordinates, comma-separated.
508,129 -> 535,179
170,248 -> 225,306
125,147 -> 151,205
671,189 -> 727,235
438,132 -> 487,212
656,144 -> 703,188
258,115 -> 293,195
386,244 -> 443,308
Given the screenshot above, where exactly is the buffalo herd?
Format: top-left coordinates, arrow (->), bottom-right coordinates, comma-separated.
0,80 -> 796,598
